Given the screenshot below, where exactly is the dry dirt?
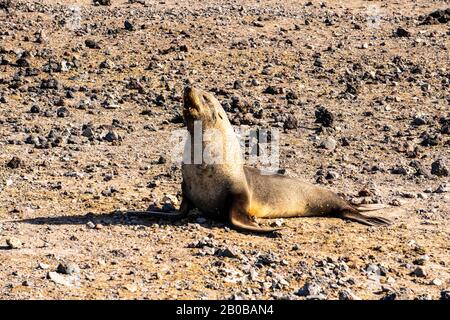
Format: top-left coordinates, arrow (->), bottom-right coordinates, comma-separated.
0,0 -> 449,300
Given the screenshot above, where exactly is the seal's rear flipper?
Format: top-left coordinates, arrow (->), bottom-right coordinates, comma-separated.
229,206 -> 279,233
355,203 -> 389,212
340,210 -> 392,226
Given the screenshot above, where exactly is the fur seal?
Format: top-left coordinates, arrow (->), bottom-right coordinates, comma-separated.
153,86 -> 391,233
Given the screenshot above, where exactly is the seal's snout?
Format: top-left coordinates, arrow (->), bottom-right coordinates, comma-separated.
183,86 -> 199,109
183,86 -> 201,111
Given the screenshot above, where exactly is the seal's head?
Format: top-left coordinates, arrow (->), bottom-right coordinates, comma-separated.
183,86 -> 226,132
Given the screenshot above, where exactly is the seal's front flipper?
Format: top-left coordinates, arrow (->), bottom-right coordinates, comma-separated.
340,210 -> 392,226
229,202 -> 279,233
146,210 -> 187,219
146,197 -> 193,219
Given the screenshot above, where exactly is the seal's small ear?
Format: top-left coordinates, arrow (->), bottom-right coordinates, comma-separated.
229,195 -> 280,233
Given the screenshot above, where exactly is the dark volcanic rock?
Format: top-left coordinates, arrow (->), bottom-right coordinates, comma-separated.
394,27 -> 411,37
283,114 -> 299,130
6,156 -> 22,169
40,78 -> 60,90
315,106 -> 334,127
124,20 -> 134,31
263,86 -> 283,95
420,8 -> 450,25
85,39 -> 100,49
431,159 -> 449,177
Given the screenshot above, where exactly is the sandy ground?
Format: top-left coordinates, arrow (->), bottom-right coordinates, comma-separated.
0,0 -> 449,300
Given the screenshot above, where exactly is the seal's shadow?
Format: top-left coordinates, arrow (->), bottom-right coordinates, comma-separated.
19,211 -> 193,228
19,211 -> 281,237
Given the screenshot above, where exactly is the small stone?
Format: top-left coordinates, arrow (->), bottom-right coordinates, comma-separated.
431,159 -> 448,177
411,266 -> 427,278
104,131 -> 119,142
441,290 -> 450,300
82,127 -> 95,138
22,280 -> 32,287
391,165 -> 408,175
30,105 -> 40,113
99,59 -> 113,69
16,57 -> 29,67
215,247 -> 239,259
162,194 -> 178,206
338,289 -> 361,300
319,137 -> 337,151
263,86 -> 283,95
47,272 -> 75,287
365,264 -> 382,276
86,221 -> 95,229
412,115 -> 427,126
124,20 -> 134,31
38,262 -> 50,270
394,27 -> 411,37
431,278 -> 442,286
271,219 -> 285,227
434,185 -> 447,193
233,80 -> 243,89
85,39 -> 100,49
283,114 -> 299,130
6,237 -> 23,249
57,262 -> 80,275
6,156 -> 21,169
420,83 -> 430,92
325,170 -> 339,180
386,276 -> 396,284
95,0 -> 111,5
157,156 -> 167,164
296,282 -> 323,297
315,106 -> 334,127
56,107 -> 69,118
413,255 -> 429,266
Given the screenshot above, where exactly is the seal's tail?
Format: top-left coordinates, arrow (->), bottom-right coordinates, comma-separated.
339,207 -> 392,226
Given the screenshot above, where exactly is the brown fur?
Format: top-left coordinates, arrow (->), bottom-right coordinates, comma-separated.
160,86 -> 392,232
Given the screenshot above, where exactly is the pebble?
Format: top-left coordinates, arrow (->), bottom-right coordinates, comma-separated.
295,281 -> 323,297
86,221 -> 96,229
441,290 -> 450,300
56,107 -> 69,118
124,20 -> 134,31
431,159 -> 449,177
319,137 -> 337,151
6,156 -> 21,169
85,39 -> 100,49
315,106 -> 334,127
394,27 -> 410,37
47,271 -> 75,287
338,289 -> 361,300
411,266 -> 427,278
30,105 -> 40,113
6,237 -> 23,249
103,130 -> 119,142
38,262 -> 50,270
57,262 -> 81,275
283,114 -> 299,130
